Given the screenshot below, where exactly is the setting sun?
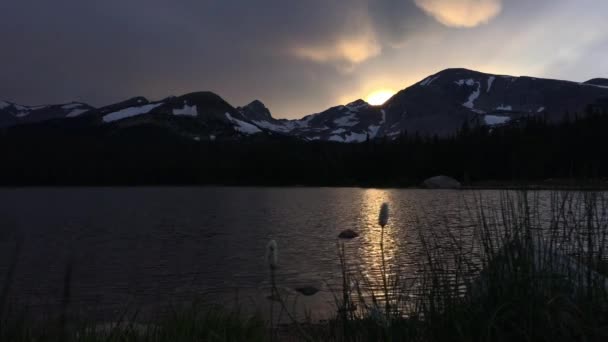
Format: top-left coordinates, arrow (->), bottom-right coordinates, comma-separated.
366,89 -> 396,106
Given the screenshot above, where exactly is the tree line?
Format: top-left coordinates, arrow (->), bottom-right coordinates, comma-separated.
1,108 -> 607,187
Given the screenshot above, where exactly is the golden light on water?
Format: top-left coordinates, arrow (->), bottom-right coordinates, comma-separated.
366,89 -> 396,106
358,189 -> 397,273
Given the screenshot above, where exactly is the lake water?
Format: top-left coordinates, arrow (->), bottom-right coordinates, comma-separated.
0,187 -> 563,321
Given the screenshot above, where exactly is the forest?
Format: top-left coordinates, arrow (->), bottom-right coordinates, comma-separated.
1,108 -> 607,187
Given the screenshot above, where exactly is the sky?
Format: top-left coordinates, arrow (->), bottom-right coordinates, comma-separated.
1,0 -> 607,119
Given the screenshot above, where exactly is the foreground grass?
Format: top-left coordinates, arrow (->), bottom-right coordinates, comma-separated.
1,306 -> 269,342
3,191 -> 608,341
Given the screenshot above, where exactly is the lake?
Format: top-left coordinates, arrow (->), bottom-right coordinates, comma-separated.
0,187 -> 560,321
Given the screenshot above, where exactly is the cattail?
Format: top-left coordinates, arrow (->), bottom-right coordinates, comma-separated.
378,202 -> 389,228
266,239 -> 278,269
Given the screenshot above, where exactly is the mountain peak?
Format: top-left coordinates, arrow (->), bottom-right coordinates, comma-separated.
345,99 -> 369,110
97,96 -> 150,115
439,67 -> 475,73
179,91 -> 227,102
238,99 -> 273,121
433,68 -> 490,78
584,78 -> 608,87
246,99 -> 266,108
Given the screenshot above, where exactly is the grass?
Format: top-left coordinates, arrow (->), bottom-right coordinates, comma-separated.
332,191 -> 608,341
2,190 -> 608,341
0,304 -> 269,341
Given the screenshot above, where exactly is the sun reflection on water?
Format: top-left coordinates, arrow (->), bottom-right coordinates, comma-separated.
351,189 -> 401,291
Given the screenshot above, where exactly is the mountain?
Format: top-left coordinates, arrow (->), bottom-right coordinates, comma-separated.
584,78 -> 608,87
382,68 -> 608,136
242,99 -> 384,142
2,68 -> 608,141
84,92 -> 267,142
0,101 -> 94,128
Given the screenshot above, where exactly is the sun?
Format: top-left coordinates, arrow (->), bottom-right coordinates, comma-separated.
366,89 -> 396,106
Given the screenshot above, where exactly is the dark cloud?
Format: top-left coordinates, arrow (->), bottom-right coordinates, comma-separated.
0,0 -> 385,116
368,0 -> 432,46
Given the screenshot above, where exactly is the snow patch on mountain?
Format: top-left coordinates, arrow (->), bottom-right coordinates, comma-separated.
496,105 -> 512,111
9,103 -> 27,111
537,107 -> 545,112
582,83 -> 608,89
0,101 -> 10,109
225,112 -> 262,134
173,104 -> 198,117
345,132 -> 368,143
334,113 -> 359,127
456,79 -> 475,86
487,76 -> 495,92
66,109 -> 89,118
285,115 -> 316,130
484,115 -> 511,126
368,125 -> 381,138
463,82 -> 481,109
420,75 -> 440,86
103,103 -> 163,123
251,120 -> 291,133
62,103 -> 83,110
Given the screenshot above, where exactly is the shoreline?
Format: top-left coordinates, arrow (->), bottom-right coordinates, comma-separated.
1,181 -> 608,190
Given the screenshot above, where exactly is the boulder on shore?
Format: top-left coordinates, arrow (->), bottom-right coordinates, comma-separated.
423,175 -> 461,189
338,229 -> 359,239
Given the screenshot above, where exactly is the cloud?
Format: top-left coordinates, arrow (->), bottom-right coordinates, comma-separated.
291,32 -> 382,67
414,0 -> 502,28
4,0 -> 604,120
290,10 -> 382,70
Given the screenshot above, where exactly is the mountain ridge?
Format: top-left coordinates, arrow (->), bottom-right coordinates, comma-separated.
2,68 -> 608,141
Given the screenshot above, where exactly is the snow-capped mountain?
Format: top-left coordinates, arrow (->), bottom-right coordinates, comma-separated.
381,68 -> 608,136
88,92 -> 264,141
0,101 -> 93,128
232,68 -> 608,139
292,99 -> 385,142
239,99 -> 385,142
2,68 -> 608,141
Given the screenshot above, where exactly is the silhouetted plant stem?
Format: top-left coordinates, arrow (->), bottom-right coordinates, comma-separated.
58,254 -> 73,342
0,237 -> 22,327
338,242 -> 351,341
378,202 -> 390,327
380,224 -> 390,323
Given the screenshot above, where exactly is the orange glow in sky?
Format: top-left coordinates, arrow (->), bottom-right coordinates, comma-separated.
366,89 -> 396,106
